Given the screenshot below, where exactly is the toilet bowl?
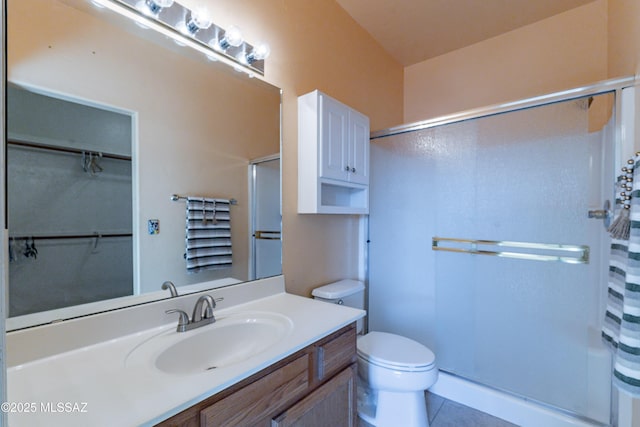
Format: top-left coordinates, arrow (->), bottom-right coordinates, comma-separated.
312,280 -> 438,427
357,331 -> 437,427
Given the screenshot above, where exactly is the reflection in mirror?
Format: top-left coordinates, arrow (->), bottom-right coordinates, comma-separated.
6,0 -> 282,330
250,156 -> 282,280
8,85 -> 134,316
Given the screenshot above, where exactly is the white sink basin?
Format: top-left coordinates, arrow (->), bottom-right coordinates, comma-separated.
125,311 -> 293,375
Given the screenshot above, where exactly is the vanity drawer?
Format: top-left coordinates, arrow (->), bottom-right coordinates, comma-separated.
316,325 -> 357,381
200,354 -> 310,426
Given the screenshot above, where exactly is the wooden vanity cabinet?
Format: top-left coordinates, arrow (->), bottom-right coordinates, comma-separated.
156,323 -> 357,427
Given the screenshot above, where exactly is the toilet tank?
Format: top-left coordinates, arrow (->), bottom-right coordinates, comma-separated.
312,280 -> 366,334
311,279 -> 365,309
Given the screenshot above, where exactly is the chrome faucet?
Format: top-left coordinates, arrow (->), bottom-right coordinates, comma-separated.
192,295 -> 216,323
161,281 -> 178,297
166,294 -> 221,332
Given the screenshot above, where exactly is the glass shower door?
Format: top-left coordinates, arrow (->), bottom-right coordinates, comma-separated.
368,93 -> 614,423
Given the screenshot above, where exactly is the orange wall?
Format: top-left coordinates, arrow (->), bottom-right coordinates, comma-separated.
199,0 -> 404,296
403,0 -> 608,123
608,0 -> 640,78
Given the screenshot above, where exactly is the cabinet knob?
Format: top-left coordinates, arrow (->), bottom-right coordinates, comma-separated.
351,167 -> 356,173
345,165 -> 350,171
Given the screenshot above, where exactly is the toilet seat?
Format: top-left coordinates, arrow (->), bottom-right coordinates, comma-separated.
357,331 -> 436,372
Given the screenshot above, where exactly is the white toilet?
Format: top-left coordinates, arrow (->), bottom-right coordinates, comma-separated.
312,280 -> 438,427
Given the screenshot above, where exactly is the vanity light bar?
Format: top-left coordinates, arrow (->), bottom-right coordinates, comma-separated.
90,0 -> 268,76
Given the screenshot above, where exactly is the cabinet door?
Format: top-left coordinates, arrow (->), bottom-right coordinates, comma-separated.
320,94 -> 350,182
271,364 -> 357,427
348,110 -> 369,185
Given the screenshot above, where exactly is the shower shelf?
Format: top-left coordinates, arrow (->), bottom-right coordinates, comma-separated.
432,237 -> 589,264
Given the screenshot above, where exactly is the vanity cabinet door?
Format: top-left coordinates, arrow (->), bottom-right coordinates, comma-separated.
271,364 -> 357,427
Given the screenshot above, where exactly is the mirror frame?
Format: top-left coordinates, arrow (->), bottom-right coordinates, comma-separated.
1,0 -> 9,419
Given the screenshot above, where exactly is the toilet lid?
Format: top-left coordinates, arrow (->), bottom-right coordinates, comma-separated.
357,331 -> 436,371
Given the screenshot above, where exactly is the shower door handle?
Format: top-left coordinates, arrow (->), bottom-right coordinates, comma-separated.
587,210 -> 608,219
587,200 -> 611,228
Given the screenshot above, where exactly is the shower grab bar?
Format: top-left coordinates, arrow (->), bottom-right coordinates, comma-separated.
432,237 -> 590,264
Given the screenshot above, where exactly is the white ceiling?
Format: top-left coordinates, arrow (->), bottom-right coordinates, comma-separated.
336,0 -> 598,66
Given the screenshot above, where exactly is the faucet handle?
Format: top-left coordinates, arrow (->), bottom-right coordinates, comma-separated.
166,309 -> 190,332
161,281 -> 179,297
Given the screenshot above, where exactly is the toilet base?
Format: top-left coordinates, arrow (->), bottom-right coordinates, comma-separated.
357,383 -> 429,427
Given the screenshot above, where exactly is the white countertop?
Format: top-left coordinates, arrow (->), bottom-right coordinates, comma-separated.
7,282 -> 364,426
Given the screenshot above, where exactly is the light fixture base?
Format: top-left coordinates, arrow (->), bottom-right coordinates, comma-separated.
103,0 -> 266,75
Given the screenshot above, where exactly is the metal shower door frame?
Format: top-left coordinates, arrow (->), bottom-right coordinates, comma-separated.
371,76 -> 635,142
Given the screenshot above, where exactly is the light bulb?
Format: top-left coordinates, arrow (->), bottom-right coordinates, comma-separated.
136,0 -> 174,16
212,26 -> 244,51
221,26 -> 244,49
246,42 -> 271,64
184,8 -> 212,34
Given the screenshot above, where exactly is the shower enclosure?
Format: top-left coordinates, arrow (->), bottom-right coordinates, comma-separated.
368,79 -> 636,426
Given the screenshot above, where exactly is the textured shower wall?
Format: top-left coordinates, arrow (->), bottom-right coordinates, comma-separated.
403,0 -> 608,122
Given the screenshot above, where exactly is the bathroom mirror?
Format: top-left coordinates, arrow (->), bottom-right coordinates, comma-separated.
5,0 -> 282,330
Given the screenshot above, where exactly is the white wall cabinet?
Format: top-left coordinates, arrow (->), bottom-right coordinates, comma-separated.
298,90 -> 370,214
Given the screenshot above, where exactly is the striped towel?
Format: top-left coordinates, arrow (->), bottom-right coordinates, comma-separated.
602,154 -> 640,396
185,197 -> 232,273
